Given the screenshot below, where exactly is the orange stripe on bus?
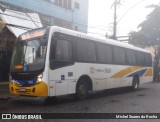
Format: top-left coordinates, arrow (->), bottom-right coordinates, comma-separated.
144,68 -> 153,76
111,66 -> 144,78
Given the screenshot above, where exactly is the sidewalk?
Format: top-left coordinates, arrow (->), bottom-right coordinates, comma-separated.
0,82 -> 12,100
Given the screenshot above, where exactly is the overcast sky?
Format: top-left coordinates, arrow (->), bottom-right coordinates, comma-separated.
88,0 -> 160,38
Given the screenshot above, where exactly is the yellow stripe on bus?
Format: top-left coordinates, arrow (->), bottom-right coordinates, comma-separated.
111,66 -> 144,78
144,68 -> 153,76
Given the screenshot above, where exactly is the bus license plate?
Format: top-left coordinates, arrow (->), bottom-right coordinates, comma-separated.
19,88 -> 25,92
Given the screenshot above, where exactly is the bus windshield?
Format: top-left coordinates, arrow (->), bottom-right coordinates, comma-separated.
11,36 -> 48,72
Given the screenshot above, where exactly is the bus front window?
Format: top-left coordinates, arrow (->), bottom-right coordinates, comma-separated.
11,37 -> 48,72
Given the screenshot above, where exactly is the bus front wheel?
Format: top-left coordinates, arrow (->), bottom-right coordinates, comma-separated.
76,80 -> 89,100
132,76 -> 139,90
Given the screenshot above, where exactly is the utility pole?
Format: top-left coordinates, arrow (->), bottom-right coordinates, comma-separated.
111,0 -> 121,40
113,0 -> 117,40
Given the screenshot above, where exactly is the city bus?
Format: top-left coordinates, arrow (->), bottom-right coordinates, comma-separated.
9,26 -> 153,99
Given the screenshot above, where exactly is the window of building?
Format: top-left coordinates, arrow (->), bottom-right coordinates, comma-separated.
54,0 -> 72,10
75,2 -> 80,9
45,0 -> 52,3
59,0 -> 63,6
54,18 -> 72,29
67,0 -> 71,10
50,0 -> 55,3
39,14 -> 51,27
55,0 -> 58,5
63,0 -> 67,9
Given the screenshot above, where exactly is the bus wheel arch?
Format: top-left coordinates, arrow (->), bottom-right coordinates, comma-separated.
75,75 -> 93,99
132,75 -> 140,90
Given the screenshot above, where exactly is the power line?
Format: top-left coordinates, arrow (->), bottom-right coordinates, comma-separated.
0,1 -> 89,23
0,1 -> 114,36
117,0 -> 147,25
0,1 -> 115,37
0,1 -> 112,30
0,11 -> 110,33
0,11 -> 109,38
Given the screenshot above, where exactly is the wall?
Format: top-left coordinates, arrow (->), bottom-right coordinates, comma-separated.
72,0 -> 89,33
0,0 -> 88,33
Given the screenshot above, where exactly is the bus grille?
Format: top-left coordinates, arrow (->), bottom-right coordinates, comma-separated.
12,73 -> 35,80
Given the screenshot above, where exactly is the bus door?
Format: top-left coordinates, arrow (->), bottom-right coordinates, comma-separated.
49,38 -> 75,96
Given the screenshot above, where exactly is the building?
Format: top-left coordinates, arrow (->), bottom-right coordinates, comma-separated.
0,0 -> 89,33
0,9 -> 43,81
0,0 -> 89,81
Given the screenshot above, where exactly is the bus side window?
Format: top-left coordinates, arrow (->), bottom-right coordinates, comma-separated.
97,43 -> 113,64
97,43 -> 107,63
113,46 -> 125,65
126,49 -> 136,66
105,45 -> 113,64
77,39 -> 96,63
50,39 -> 73,69
55,39 -> 73,61
136,51 -> 145,66
145,53 -> 152,67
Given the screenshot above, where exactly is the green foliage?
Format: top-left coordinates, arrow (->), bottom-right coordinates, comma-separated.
129,4 -> 160,47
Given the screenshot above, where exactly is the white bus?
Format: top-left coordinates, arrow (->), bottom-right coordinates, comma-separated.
9,26 -> 153,99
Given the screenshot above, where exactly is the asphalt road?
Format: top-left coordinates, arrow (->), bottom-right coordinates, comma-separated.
1,82 -> 160,122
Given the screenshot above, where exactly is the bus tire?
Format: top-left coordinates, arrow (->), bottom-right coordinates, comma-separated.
132,76 -> 139,90
76,80 -> 89,100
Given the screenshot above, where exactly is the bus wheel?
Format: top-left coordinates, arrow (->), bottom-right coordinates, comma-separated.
132,76 -> 139,90
76,80 -> 89,100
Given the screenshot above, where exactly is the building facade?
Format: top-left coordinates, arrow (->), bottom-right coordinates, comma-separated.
0,0 -> 89,81
0,0 -> 89,33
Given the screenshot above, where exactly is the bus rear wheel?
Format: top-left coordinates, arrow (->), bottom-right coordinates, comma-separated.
132,76 -> 139,90
76,80 -> 89,100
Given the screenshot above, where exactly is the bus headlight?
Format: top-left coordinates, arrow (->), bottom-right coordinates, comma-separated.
37,74 -> 43,83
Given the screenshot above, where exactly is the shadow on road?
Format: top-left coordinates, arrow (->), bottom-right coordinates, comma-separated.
6,86 -> 150,108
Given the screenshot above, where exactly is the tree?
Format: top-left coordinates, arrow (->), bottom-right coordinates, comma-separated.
129,4 -> 160,81
129,4 -> 160,47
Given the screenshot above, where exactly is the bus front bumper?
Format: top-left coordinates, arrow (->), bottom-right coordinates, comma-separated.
9,81 -> 48,97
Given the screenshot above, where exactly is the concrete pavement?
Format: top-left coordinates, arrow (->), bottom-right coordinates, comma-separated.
0,82 -> 12,100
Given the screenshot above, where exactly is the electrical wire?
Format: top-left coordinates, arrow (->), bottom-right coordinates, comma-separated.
117,0 -> 147,25
0,11 -> 109,33
0,1 -> 111,29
